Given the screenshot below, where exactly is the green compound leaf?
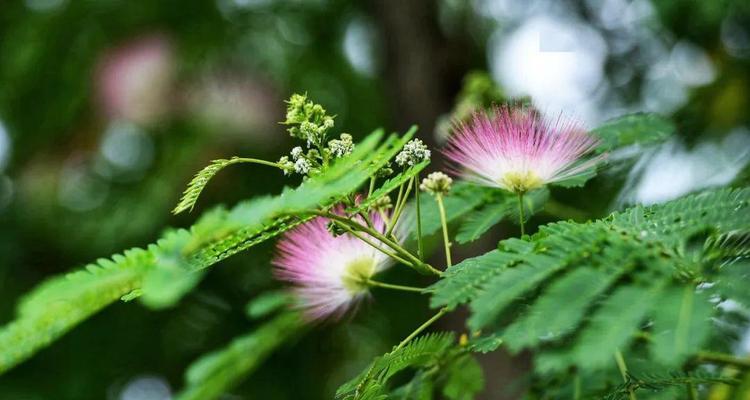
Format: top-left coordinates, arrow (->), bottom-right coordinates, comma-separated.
0,248 -> 151,373
175,311 -> 304,400
649,286 -> 714,367
591,113 -> 676,152
455,188 -> 548,243
336,333 -> 456,400
428,187 -> 750,375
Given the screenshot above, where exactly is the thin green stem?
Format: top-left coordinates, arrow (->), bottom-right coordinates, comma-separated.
574,373 -> 581,400
368,176 -> 376,197
395,308 -> 449,350
333,221 -> 411,266
414,174 -> 424,261
232,157 -> 286,169
314,211 -> 442,276
365,279 -> 425,293
696,351 -> 750,368
358,211 -> 375,229
436,194 -> 452,267
517,191 -> 526,236
378,209 -> 391,226
685,381 -> 698,400
386,178 -> 414,237
615,349 -> 637,400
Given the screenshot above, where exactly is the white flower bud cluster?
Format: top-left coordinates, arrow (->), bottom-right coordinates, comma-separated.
277,94 -> 359,178
420,172 -> 453,195
395,139 -> 431,166
294,158 -> 312,175
277,156 -> 295,175
281,145 -> 318,176
328,133 -> 354,158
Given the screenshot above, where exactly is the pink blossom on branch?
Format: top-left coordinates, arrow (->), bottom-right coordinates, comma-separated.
443,106 -> 603,193
273,208 -> 397,321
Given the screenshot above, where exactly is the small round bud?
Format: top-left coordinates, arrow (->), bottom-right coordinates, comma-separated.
306,148 -> 320,159
375,161 -> 394,178
420,171 -> 453,195
326,221 -> 346,237
277,156 -> 295,175
371,195 -> 392,211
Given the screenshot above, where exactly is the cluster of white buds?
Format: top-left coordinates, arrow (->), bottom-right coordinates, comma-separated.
395,139 -> 431,167
290,146 -> 304,159
294,158 -> 312,175
328,133 -> 355,158
277,156 -> 295,175
276,94 -> 361,178
279,145 -> 320,176
420,172 -> 453,195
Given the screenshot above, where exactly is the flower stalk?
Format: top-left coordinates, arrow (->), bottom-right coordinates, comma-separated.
436,193 -> 452,267
364,279 -> 425,293
517,191 -> 526,236
414,174 -> 424,261
395,307 -> 449,350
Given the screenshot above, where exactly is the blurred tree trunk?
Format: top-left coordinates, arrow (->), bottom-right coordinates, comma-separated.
370,0 -> 452,137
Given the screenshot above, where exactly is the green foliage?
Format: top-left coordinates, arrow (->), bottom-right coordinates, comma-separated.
175,311 -> 304,400
173,157 -> 276,215
337,333 -> 483,400
713,259 -> 750,308
348,159 -> 429,214
501,264 -> 626,352
649,286 -> 714,366
412,182 -> 493,239
0,248 -> 151,374
428,250 -> 522,310
337,333 -> 454,399
441,354 -> 484,400
569,283 -> 664,369
603,372 -> 740,400
0,128 -> 417,375
245,291 -> 295,320
430,188 -> 750,375
455,188 -> 548,243
591,113 -> 676,152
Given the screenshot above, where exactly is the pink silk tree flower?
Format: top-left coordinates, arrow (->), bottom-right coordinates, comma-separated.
95,34 -> 174,125
273,209 -> 396,321
443,106 -> 602,194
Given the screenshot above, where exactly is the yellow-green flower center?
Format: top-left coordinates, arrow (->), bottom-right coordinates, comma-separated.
500,171 -> 543,193
342,257 -> 377,294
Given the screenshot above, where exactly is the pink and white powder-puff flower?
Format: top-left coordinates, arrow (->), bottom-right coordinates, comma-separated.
273,209 -> 396,320
443,106 -> 603,193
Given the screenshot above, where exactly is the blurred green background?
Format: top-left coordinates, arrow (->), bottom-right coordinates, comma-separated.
0,0 -> 749,399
